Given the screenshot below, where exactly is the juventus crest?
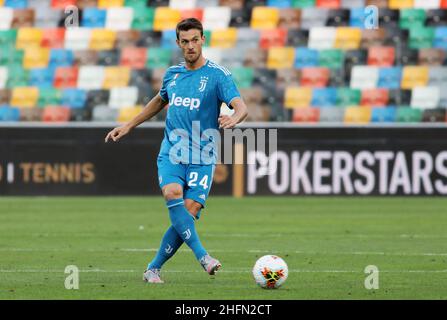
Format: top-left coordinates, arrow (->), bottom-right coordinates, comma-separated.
199,76 -> 208,92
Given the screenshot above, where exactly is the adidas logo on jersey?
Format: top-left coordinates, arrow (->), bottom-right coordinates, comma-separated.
169,93 -> 200,111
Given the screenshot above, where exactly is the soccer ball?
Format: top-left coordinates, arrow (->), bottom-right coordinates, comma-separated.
252,255 -> 288,289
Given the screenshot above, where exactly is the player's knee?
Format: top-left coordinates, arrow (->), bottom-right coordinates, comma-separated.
163,184 -> 183,200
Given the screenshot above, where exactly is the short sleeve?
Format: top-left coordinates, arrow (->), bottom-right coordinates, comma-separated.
217,72 -> 241,109
158,70 -> 171,102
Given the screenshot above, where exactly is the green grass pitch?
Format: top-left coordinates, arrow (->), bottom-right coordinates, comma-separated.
0,196 -> 446,299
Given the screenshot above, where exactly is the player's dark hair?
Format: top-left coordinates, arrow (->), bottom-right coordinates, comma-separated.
176,18 -> 204,40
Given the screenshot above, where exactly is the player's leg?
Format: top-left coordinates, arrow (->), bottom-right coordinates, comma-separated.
184,164 -> 221,275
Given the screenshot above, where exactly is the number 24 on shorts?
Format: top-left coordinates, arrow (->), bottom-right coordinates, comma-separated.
188,172 -> 209,190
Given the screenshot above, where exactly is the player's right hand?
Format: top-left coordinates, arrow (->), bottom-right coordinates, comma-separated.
105,125 -> 130,143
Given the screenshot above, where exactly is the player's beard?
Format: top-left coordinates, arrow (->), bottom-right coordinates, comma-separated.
184,50 -> 201,65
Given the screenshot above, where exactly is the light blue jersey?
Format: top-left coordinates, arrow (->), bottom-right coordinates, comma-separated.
158,59 -> 241,165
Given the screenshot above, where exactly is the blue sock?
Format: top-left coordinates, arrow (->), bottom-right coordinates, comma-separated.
147,225 -> 183,270
166,198 -> 207,261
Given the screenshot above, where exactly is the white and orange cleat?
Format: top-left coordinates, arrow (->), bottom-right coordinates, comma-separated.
143,269 -> 164,283
200,254 -> 222,275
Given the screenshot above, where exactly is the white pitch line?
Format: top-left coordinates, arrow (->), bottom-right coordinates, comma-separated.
1,269 -> 447,274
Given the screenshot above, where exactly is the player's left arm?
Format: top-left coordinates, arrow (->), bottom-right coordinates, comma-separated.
218,97 -> 248,129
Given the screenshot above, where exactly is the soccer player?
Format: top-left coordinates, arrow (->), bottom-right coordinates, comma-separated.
105,18 -> 248,283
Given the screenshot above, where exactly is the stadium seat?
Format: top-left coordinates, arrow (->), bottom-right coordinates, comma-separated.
229,8 -> 251,27
367,47 -> 395,66
276,68 -> 301,90
259,29 -> 287,49
16,28 -> 43,49
336,88 -> 361,106
284,87 -> 312,108
161,30 -> 178,49
385,27 -> 409,48
290,0 -> 315,7
105,7 -> 133,31
0,30 -> 17,50
419,48 -> 446,66
147,48 -> 172,68
77,0 -> 102,8
11,87 -> 39,108
231,67 -> 254,88
349,8 -> 364,28
327,9 -> 350,27
243,48 -> 267,68
53,66 -> 78,88
396,106 -> 422,122
428,66 -> 447,86
308,27 -> 336,49
300,67 -> 330,87
98,0 -> 124,7
62,89 -> 87,109
0,89 -> 11,104
210,28 -> 237,48
51,0 -> 76,8
433,27 -> 447,50
237,28 -> 260,49
115,30 -> 140,49
103,66 -> 130,89
203,7 -> 231,30
154,7 -> 181,31
0,8 -> 14,30
109,87 -> 138,109
220,47 -> 245,68
318,49 -> 344,69
311,88 -> 337,106
395,48 -> 419,66
414,0 -> 441,9
378,9 -> 400,29
0,106 -> 20,121
411,86 -> 440,109
49,49 -> 73,68
409,27 -> 435,49
286,29 -> 309,47
301,8 -> 329,28
6,66 -> 28,88
89,29 -> 116,50
250,7 -> 279,29
37,88 -> 61,107
328,68 -> 347,87
371,107 -> 396,122
129,68 -> 151,87
117,106 -> 143,122
92,105 -> 118,121
350,66 -> 378,89
97,49 -> 120,66
29,68 -> 54,88
5,0 -> 28,8
319,106 -> 345,122
388,89 -> 412,106
131,7 -> 155,30
292,107 -> 320,122
73,50 -> 98,66
378,67 -> 402,89
401,66 -> 429,89
169,0 -> 196,9
41,28 -> 65,49
0,67 -> 7,89
34,7 -> 61,28
220,0 -> 245,9
317,0 -> 340,7
422,108 -> 446,122
267,47 -> 295,69
120,47 -> 147,69
294,48 -> 319,68
252,68 -> 277,93
70,105 -> 93,121
344,106 -> 372,123
147,0 -> 170,6
334,27 -> 362,50
346,50 -> 371,72
400,9 -> 426,30
0,48 -> 23,67
12,9 -> 35,28
389,0 -> 414,9
64,28 -> 92,50
360,28 -> 386,49
19,107 -> 43,121
426,10 -> 447,27
202,47 -> 222,64
23,47 -> 50,69
82,8 -> 106,28
277,8 -> 301,30
361,88 -> 389,106
86,89 -> 110,108
77,66 -> 104,90
42,106 -> 71,122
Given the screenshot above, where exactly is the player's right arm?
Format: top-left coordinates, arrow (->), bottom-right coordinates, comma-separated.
104,94 -> 167,143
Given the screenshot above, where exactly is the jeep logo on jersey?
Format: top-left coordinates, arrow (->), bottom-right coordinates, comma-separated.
169,93 -> 200,111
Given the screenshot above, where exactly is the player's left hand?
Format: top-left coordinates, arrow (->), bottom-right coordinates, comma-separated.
218,115 -> 238,129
